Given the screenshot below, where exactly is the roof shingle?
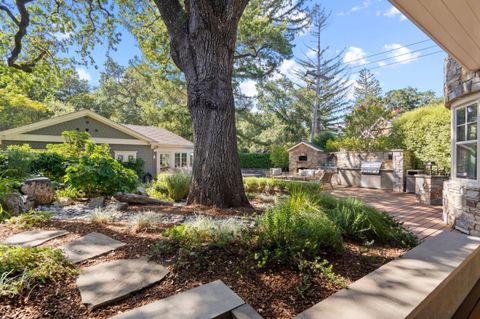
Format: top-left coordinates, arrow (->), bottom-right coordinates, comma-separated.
123,124 -> 193,146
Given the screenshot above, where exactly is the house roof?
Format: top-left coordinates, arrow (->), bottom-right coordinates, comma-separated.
0,110 -> 193,147
389,0 -> 480,71
124,124 -> 193,147
287,141 -> 323,152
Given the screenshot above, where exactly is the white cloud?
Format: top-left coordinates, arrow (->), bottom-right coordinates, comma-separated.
53,31 -> 73,40
239,80 -> 257,97
76,68 -> 91,81
378,61 -> 386,67
384,43 -> 420,64
383,6 -> 407,21
338,0 -> 372,16
344,47 -> 367,65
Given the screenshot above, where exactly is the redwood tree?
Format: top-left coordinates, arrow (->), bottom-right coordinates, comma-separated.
151,1 -> 250,207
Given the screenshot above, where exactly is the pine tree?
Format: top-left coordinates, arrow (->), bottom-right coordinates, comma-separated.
353,68 -> 382,104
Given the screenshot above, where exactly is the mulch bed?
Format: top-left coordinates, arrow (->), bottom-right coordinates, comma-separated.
0,207 -> 406,319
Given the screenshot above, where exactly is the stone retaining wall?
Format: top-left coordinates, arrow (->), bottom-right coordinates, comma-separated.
443,180 -> 480,235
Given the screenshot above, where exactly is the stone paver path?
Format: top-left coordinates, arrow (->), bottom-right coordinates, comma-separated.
111,280 -> 245,319
1,229 -> 69,247
61,232 -> 126,263
77,259 -> 169,308
329,187 -> 448,240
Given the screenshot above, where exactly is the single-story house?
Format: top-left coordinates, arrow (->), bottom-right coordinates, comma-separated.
287,141 -> 327,172
0,110 -> 194,178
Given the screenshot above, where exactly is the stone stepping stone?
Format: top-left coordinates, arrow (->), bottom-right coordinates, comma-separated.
1,230 -> 69,247
77,259 -> 169,309
61,232 -> 125,264
111,280 -> 245,319
232,304 -> 264,319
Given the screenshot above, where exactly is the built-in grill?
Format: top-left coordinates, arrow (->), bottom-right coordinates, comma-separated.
360,161 -> 382,174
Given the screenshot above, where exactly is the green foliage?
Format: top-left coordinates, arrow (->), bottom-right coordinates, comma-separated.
152,171 -> 192,202
46,130 -> 96,157
0,144 -> 36,178
6,211 -> 52,230
239,153 -> 272,169
296,258 -> 346,296
312,131 -> 336,150
270,145 -> 289,170
384,87 -> 440,111
55,187 -> 85,200
392,103 -> 451,172
119,158 -> 145,179
0,89 -> 51,131
243,177 -> 321,195
30,152 -> 66,182
256,193 -> 343,266
64,151 -> 138,196
164,215 -> 249,248
318,195 -> 418,247
0,245 -> 76,296
353,69 -> 382,103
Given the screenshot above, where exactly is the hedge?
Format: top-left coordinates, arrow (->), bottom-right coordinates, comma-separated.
239,153 -> 272,169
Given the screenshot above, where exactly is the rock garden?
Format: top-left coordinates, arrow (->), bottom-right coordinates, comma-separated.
0,133 -> 417,319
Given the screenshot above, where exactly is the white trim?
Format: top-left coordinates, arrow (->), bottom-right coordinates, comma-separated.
451,91 -> 480,109
1,134 -> 150,145
0,110 -> 156,144
287,141 -> 323,152
114,151 -> 138,162
154,148 -> 194,175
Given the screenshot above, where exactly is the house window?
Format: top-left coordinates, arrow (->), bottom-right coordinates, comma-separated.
455,104 -> 477,179
174,153 -> 188,168
114,151 -> 137,162
160,154 -> 170,167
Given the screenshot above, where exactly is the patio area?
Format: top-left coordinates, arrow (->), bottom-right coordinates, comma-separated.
329,187 -> 449,240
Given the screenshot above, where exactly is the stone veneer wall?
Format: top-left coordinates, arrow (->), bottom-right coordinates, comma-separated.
288,144 -> 327,172
443,57 -> 480,234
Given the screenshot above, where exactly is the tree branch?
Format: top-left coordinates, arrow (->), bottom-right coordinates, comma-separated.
0,4 -> 19,26
7,0 -> 30,69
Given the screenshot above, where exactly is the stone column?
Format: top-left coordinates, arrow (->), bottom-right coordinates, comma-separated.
392,150 -> 405,193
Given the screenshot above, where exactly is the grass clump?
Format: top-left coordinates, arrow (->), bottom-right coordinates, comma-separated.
148,171 -> 191,202
56,187 -> 85,200
164,215 -> 249,248
88,208 -> 116,224
6,211 -> 52,230
256,193 -> 343,267
0,245 -> 76,296
130,212 -> 157,233
244,177 -> 321,195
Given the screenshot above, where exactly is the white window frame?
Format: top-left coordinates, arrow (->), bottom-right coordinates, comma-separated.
453,100 -> 480,181
114,151 -> 137,162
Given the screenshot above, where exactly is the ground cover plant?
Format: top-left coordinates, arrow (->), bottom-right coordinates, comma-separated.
6,211 -> 52,230
147,171 -> 191,202
0,245 -> 76,297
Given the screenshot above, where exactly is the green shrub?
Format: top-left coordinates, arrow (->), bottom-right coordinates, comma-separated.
30,152 -> 66,182
165,215 -> 249,248
270,146 -> 289,170
243,177 -> 321,195
0,145 -> 36,178
154,170 -> 192,202
256,193 -> 343,266
119,158 -> 145,179
312,131 -> 336,150
318,195 -> 417,247
6,211 -> 52,230
56,187 -> 85,200
64,152 -> 138,196
0,245 -> 76,296
239,153 -> 272,169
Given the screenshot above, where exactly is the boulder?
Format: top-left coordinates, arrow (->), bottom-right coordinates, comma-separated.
56,196 -> 75,207
23,195 -> 35,211
88,196 -> 105,208
2,193 -> 25,215
135,186 -> 149,196
21,177 -> 55,205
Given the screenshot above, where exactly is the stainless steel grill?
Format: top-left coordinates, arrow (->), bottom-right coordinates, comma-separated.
360,161 -> 382,175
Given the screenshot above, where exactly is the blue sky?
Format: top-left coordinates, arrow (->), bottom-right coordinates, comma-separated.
76,0 -> 446,97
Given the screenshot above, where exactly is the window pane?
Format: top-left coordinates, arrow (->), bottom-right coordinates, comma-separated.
457,125 -> 466,142
468,123 -> 477,140
128,155 -> 135,161
181,153 -> 187,167
457,108 -> 466,125
467,104 -> 477,123
117,155 -> 124,161
456,143 -> 477,179
175,153 -> 180,168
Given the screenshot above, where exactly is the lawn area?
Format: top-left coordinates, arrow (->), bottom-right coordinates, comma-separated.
0,176 -> 416,319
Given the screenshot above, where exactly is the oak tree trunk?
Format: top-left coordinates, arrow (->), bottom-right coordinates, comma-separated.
154,0 -> 251,208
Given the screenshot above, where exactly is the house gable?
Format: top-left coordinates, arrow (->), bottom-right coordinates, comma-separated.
287,141 -> 323,153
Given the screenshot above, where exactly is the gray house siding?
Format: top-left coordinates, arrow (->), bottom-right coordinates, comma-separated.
1,141 -> 53,149
28,116 -> 134,139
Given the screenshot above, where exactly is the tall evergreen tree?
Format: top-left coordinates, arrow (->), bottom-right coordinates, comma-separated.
353,68 -> 382,104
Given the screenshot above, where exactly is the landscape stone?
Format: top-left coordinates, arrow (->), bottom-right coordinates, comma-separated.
111,280 -> 245,319
232,304 -> 264,319
2,193 -> 25,215
56,196 -> 75,207
2,229 -> 69,247
61,232 -> 125,263
105,202 -> 128,212
88,196 -> 105,208
77,259 -> 169,309
21,177 -> 55,205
